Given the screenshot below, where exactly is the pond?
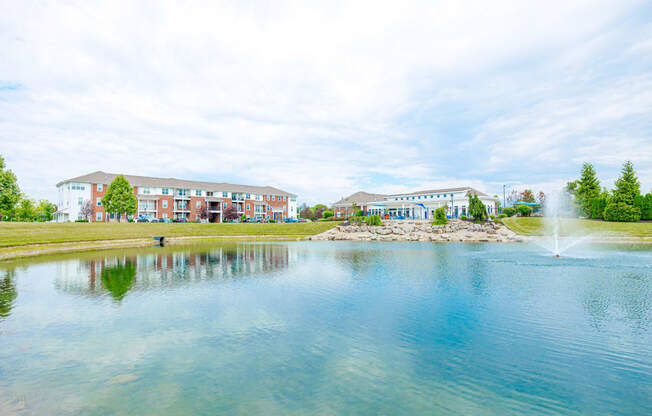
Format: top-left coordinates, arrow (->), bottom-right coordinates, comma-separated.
0,242 -> 650,415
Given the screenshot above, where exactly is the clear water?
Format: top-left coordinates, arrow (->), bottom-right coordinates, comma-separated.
0,242 -> 650,415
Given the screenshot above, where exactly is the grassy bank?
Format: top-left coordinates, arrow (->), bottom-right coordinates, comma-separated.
0,221 -> 339,247
501,217 -> 652,237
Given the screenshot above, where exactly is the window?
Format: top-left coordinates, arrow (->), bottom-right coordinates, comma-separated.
97,184 -> 103,192
96,212 -> 103,221
223,202 -> 228,209
222,192 -> 228,198
267,205 -> 271,211
141,187 -> 151,194
162,213 -> 168,219
437,195 -> 440,198
196,201 -> 201,209
272,195 -> 275,201
162,200 -> 168,208
246,193 -> 250,199
246,203 -> 250,210
78,197 -> 83,206
162,188 -> 169,195
207,191 -> 213,197
443,194 -> 447,198
96,197 -> 102,206
177,189 -> 188,196
195,190 -> 202,196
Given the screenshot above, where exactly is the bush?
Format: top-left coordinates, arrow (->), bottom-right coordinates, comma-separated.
517,205 -> 532,217
634,194 -> 652,220
432,207 -> 447,225
74,219 -> 89,222
603,202 -> 641,222
355,210 -> 364,216
269,219 -> 276,223
590,196 -> 609,219
322,210 -> 334,218
365,215 -> 383,226
502,207 -> 515,217
490,215 -> 496,221
498,213 -> 506,218
460,215 -> 468,220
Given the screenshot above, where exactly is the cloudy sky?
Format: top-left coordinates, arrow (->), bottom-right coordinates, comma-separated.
1,0 -> 651,204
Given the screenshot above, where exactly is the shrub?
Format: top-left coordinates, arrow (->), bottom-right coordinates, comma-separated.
502,207 -> 515,217
603,202 -> 641,222
460,215 -> 468,220
269,219 -> 276,223
355,210 -> 364,216
498,213 -> 506,218
322,210 -> 334,218
432,207 -> 447,225
590,196 -> 609,219
490,215 -> 496,221
74,219 -> 89,222
517,205 -> 532,217
634,194 -> 652,220
365,215 -> 383,226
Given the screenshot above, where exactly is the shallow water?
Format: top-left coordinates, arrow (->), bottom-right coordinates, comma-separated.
0,242 -> 650,415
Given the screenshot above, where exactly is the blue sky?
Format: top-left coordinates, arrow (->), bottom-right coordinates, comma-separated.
1,0 -> 651,205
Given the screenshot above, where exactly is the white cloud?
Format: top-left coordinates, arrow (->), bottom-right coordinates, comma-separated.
0,0 -> 650,204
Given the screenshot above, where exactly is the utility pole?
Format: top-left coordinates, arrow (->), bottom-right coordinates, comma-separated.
503,184 -> 506,212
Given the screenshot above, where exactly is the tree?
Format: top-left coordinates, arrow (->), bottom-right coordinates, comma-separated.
299,207 -> 314,219
101,175 -> 137,222
519,189 -> 536,203
468,194 -> 488,222
313,205 -> 326,219
494,195 -> 501,212
0,155 -> 21,221
612,161 -> 640,205
16,198 -> 36,222
36,200 -> 57,222
222,204 -> 240,221
506,189 -> 520,206
575,163 -> 601,217
603,161 -> 641,222
322,210 -> 334,218
80,200 -> 93,221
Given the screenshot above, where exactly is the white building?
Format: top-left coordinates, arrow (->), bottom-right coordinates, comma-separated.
335,187 -> 498,220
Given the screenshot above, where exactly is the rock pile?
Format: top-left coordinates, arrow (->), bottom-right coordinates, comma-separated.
309,219 -> 524,243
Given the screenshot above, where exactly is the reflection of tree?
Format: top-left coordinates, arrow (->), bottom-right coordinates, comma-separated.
0,269 -> 17,320
101,261 -> 136,301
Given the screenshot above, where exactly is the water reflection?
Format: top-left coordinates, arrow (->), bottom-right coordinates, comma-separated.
0,268 -> 17,321
54,244 -> 291,301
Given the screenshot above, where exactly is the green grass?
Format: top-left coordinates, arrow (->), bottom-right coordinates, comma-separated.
501,217 -> 652,237
0,221 -> 340,247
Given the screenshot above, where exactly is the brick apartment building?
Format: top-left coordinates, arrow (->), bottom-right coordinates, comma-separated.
54,171 -> 297,222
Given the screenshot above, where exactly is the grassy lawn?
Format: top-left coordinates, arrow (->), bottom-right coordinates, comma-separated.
0,221 -> 340,247
501,217 -> 652,237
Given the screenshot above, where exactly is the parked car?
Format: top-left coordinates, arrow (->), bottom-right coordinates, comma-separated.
149,218 -> 159,223
159,218 -> 173,223
284,218 -> 298,223
246,217 -> 263,223
134,216 -> 150,223
173,218 -> 188,223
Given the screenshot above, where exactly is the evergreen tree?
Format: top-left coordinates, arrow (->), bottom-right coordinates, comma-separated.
0,155 -> 21,221
101,175 -> 137,221
603,161 -> 641,222
468,194 -> 488,222
612,161 -> 640,205
576,162 -> 600,217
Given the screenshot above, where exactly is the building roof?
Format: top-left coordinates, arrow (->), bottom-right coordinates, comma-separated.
58,171 -> 296,197
390,186 -> 490,198
333,191 -> 390,207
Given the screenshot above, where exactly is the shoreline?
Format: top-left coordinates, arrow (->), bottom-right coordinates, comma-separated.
1,228 -> 650,263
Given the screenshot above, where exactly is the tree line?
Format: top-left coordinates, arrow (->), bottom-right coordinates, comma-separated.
298,203 -> 334,220
567,161 -> 649,222
0,155 -> 57,222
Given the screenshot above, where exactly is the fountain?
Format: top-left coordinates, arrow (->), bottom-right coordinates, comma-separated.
536,189 -> 593,257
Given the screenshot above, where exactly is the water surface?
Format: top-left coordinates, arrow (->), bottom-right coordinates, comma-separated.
0,242 -> 650,415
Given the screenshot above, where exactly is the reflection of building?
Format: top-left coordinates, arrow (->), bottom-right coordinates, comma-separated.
54,245 -> 292,299
54,171 -> 297,222
334,187 -> 498,219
